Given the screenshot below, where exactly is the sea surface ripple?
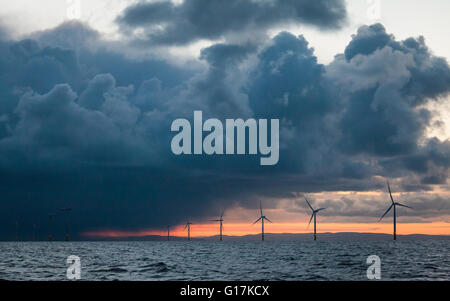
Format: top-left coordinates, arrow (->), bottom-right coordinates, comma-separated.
0,240 -> 448,281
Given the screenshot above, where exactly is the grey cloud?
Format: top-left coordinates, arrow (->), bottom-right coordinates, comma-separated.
327,24 -> 450,159
79,73 -> 134,111
117,0 -> 347,45
344,23 -> 393,61
247,32 -> 341,174
342,24 -> 450,104
0,20 -> 450,239
162,42 -> 256,125
292,193 -> 450,221
380,138 -> 450,185
30,20 -> 100,50
0,84 -> 148,167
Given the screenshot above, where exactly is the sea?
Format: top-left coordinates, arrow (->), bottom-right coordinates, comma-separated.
0,240 -> 448,281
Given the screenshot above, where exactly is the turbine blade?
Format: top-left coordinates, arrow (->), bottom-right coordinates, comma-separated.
387,181 -> 395,204
316,208 -> 326,212
396,203 -> 413,209
378,204 -> 394,222
305,197 -> 314,211
220,211 -> 224,219
307,213 -> 314,228
253,217 -> 262,225
264,217 -> 273,223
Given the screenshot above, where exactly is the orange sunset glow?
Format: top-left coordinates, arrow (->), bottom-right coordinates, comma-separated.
82,187 -> 450,239
83,222 -> 450,238
83,189 -> 450,239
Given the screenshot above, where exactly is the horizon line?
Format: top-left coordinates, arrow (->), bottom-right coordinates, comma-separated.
81,221 -> 450,238
3,231 -> 450,242
80,231 -> 450,240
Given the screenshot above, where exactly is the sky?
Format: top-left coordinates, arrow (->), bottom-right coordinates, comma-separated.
0,0 -> 449,240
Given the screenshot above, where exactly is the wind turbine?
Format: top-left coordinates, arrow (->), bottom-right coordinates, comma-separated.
378,181 -> 413,240
211,212 -> 224,241
60,206 -> 71,241
305,197 -> 326,241
252,201 -> 272,241
167,225 -> 171,241
48,214 -> 56,241
185,221 -> 193,241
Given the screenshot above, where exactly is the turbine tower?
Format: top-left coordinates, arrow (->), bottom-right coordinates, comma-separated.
305,197 -> 326,241
185,221 -> 193,241
48,214 -> 56,242
211,212 -> 224,241
167,225 -> 171,241
378,181 -> 413,240
252,201 -> 272,241
60,206 -> 71,241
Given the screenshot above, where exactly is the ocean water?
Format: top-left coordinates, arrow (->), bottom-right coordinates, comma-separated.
0,240 -> 448,281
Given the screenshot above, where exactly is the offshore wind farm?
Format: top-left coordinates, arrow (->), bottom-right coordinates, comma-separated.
0,0 -> 450,285
1,180 -> 449,281
6,181 -> 443,242
2,183 -> 450,281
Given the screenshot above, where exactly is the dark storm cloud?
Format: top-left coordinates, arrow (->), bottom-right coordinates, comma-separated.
323,24 -> 450,190
30,20 -> 100,50
247,32 -> 338,174
379,138 -> 450,185
344,23 -> 393,61
165,42 -> 256,120
31,21 -> 196,89
0,24 -> 10,41
0,83 -> 150,168
0,20 -> 449,239
117,0 -> 347,45
0,22 -> 195,115
342,24 -> 450,103
327,24 -> 450,160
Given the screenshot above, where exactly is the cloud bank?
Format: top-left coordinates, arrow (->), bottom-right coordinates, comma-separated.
117,0 -> 348,45
0,12 -> 449,239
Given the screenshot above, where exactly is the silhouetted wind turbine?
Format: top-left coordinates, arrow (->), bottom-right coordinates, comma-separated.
185,221 -> 193,241
60,206 -> 71,241
378,181 -> 413,240
253,201 -> 272,241
48,214 -> 56,241
211,212 -> 225,241
305,197 -> 326,241
167,225 -> 171,241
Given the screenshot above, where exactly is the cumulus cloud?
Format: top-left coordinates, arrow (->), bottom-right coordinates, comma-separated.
117,0 -> 347,45
0,19 -> 449,239
290,192 -> 450,221
326,24 -> 450,185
